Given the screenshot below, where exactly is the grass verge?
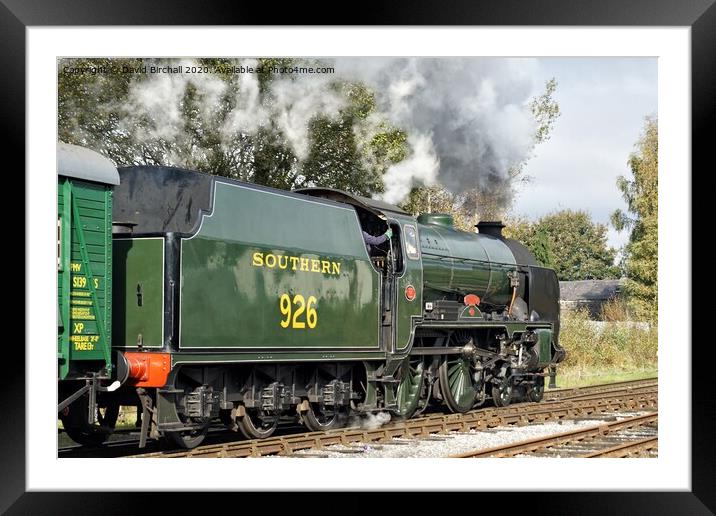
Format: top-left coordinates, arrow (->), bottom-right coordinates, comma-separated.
549,366 -> 658,390
550,307 -> 658,389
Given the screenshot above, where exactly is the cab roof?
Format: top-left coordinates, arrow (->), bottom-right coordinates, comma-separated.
295,187 -> 410,220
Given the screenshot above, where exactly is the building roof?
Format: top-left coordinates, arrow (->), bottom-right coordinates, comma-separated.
559,279 -> 624,302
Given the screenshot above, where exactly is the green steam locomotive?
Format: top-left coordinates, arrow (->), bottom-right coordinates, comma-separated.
57,143 -> 565,449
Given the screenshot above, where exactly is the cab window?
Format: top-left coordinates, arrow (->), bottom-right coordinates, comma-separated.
404,224 -> 419,260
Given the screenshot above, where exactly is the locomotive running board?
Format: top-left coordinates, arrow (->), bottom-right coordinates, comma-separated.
409,346 -> 465,355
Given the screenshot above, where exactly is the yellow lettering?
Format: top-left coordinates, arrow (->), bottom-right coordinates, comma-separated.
279,292 -> 319,329
252,252 -> 264,267
70,262 -> 81,272
289,256 -> 299,270
251,249 -> 342,276
71,306 -> 95,320
292,294 -> 306,328
279,294 -> 291,328
72,276 -> 87,288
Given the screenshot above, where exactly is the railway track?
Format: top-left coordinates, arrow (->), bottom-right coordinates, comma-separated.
449,412 -> 658,458
545,377 -> 657,401
58,423 -> 308,458
129,381 -> 657,459
582,436 -> 658,458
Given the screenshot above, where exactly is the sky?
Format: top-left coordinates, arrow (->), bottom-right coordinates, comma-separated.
513,58 -> 657,251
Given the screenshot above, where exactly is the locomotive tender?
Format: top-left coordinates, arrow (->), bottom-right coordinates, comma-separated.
58,143 -> 565,449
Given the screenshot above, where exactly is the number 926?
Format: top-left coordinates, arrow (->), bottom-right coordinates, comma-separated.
279,294 -> 317,329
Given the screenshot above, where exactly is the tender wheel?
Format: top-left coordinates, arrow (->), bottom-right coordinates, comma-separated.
164,423 -> 210,449
392,358 -> 425,420
526,376 -> 545,403
439,355 -> 479,413
302,402 -> 346,432
237,408 -> 278,439
61,399 -> 119,447
492,376 -> 514,407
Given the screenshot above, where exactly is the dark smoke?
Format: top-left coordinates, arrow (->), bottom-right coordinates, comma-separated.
334,57 -> 540,207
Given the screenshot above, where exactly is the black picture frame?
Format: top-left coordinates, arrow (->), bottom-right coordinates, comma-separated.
8,1 -> 710,513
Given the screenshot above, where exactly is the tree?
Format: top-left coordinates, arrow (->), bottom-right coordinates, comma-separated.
531,226 -> 557,269
299,82 -> 406,196
502,216 -> 555,267
530,78 -> 561,146
58,57 -> 403,196
611,117 -> 658,320
400,185 -> 473,230
505,211 -> 619,280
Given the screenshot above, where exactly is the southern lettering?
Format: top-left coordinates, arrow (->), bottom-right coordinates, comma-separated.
252,251 -> 341,275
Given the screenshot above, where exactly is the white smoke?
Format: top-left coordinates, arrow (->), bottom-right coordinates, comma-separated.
221,58 -> 269,136
119,58 -> 346,165
381,133 -> 439,204
268,73 -> 346,160
334,57 -> 541,206
348,411 -> 392,430
123,58 -> 229,143
71,57 -> 543,209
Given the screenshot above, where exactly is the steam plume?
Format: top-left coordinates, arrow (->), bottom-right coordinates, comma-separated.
334,57 -> 540,208
64,57 -> 543,212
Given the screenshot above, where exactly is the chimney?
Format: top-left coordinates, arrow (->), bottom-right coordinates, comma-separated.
476,220 -> 505,239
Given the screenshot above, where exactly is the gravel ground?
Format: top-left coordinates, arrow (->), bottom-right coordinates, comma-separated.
282,411 -> 655,458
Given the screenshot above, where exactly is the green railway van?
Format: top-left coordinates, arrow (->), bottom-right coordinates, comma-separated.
57,143 -> 119,382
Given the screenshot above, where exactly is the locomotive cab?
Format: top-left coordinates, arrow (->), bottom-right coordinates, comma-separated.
296,187 -> 404,274
359,214 -> 404,276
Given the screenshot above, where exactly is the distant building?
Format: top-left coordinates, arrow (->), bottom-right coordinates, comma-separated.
559,279 -> 625,319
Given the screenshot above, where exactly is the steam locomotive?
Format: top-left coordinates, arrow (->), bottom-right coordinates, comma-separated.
57,143 -> 565,449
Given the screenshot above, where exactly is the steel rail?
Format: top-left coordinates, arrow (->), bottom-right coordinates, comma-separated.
62,380 -> 657,457
546,378 -> 657,400
132,391 -> 657,458
448,412 -> 658,458
580,436 -> 658,458
61,378 -> 657,453
549,385 -> 658,403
